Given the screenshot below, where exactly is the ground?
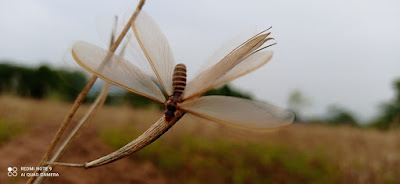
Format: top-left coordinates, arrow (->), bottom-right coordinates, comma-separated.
0,96 -> 399,184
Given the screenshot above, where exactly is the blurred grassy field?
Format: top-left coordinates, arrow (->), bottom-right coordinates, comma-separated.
0,95 -> 399,184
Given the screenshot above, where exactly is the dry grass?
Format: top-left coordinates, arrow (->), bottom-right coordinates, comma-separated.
0,95 -> 399,183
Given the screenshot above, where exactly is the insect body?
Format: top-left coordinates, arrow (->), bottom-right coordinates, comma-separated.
165,63 -> 187,121
71,11 -> 294,130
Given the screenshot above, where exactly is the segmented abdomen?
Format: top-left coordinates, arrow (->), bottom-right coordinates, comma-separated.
172,63 -> 187,97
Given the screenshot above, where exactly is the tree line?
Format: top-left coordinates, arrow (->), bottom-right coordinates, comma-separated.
0,63 -> 86,101
287,79 -> 400,130
0,62 -> 252,107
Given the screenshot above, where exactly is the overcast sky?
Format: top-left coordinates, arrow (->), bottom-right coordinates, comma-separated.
0,0 -> 399,122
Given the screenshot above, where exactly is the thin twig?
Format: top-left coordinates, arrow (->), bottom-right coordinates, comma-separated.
34,16 -> 123,183
27,0 -> 146,183
26,75 -> 98,184
45,162 -> 86,168
46,111 -> 185,168
33,84 -> 110,184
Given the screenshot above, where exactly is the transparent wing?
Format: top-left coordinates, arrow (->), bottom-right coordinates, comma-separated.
72,41 -> 166,103
184,29 -> 274,100
180,96 -> 294,130
95,14 -> 118,48
132,11 -> 175,96
210,49 -> 273,90
196,28 -> 258,75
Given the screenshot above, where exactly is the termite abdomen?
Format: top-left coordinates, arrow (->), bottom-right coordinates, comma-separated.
172,63 -> 187,97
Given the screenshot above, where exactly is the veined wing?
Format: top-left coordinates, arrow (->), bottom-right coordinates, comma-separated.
211,49 -> 273,89
197,28 -> 258,75
184,29 -> 274,100
180,96 -> 294,130
132,11 -> 175,96
72,41 -> 166,103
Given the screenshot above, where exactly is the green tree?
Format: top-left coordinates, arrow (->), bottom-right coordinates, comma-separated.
205,85 -> 252,99
372,78 -> 400,129
55,70 -> 87,101
287,89 -> 311,122
123,93 -> 162,108
325,105 -> 358,126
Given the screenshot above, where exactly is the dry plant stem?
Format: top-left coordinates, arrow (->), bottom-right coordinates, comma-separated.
46,13 -> 118,167
35,20 -> 117,182
33,84 -> 110,184
27,1 -> 146,183
26,76 -> 97,184
34,16 -> 116,184
47,111 -> 185,168
32,76 -> 96,167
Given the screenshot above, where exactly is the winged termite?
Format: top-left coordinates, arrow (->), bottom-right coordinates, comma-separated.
71,11 -> 293,130
165,63 -> 187,121
44,11 -> 294,169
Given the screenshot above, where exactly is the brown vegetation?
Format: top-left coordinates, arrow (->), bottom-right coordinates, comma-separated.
0,95 -> 399,183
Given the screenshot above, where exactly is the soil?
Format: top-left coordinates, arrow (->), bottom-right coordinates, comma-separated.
0,120 -> 167,184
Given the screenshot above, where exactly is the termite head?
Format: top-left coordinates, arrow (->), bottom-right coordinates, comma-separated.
164,104 -> 177,122
164,111 -> 174,122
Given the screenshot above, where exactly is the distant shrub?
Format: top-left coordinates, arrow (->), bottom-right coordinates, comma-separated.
123,93 -> 163,109
205,85 -> 252,99
325,105 -> 359,126
55,69 -> 87,101
371,78 -> 400,130
0,118 -> 27,143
